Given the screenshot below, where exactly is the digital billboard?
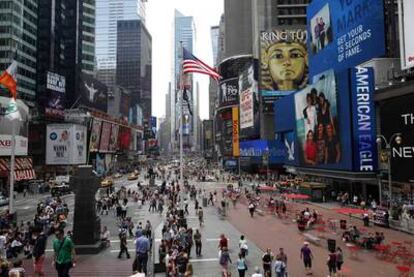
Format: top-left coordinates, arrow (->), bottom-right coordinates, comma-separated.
240,139 -> 287,165
218,77 -> 239,107
45,72 -> 65,119
380,93 -> 414,182
260,28 -> 309,97
239,64 -> 260,139
295,70 -> 341,166
350,66 -> 377,172
80,73 -> 108,112
89,119 -> 102,152
398,0 -> 414,70
307,0 -> 385,77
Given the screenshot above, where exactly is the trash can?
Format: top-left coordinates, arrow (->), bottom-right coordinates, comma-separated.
340,219 -> 347,230
203,197 -> 207,207
327,239 -> 336,253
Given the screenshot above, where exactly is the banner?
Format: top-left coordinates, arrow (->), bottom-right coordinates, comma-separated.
232,107 -> 239,157
80,73 -> 108,112
0,96 -> 28,156
308,0 -> 385,77
45,71 -> 65,119
239,64 -> 257,130
239,139 -> 287,164
351,66 -> 377,172
46,124 -> 87,165
218,78 -> 239,107
89,119 -> 102,152
99,121 -> 112,152
108,124 -> 119,152
398,0 -> 414,69
260,28 -> 308,97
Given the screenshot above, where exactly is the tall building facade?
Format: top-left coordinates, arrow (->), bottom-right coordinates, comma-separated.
171,10 -> 196,151
95,0 -> 146,87
0,0 -> 37,102
116,20 -> 152,120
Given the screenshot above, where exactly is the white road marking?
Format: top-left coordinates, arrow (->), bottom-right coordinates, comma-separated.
189,258 -> 218,263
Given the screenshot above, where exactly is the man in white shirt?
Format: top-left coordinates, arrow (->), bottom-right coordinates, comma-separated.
251,266 -> 263,277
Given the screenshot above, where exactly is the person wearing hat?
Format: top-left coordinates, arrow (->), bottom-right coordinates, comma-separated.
300,242 -> 313,275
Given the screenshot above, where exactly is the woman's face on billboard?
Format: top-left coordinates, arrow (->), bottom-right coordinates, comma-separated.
268,42 -> 307,90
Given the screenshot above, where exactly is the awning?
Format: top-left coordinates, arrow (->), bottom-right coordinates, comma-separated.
293,167 -> 377,183
0,157 -> 36,181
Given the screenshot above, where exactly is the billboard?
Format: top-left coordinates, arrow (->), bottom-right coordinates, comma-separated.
232,107 -> 239,157
80,73 -> 108,112
0,96 -> 28,156
108,124 -> 119,152
380,93 -> 414,182
239,139 -> 287,164
260,28 -> 308,97
307,0 -> 385,77
46,124 -> 87,165
350,66 -> 377,172
398,0 -> 414,70
218,77 -> 239,107
295,70 -> 341,166
89,119 -> 102,152
239,64 -> 260,139
45,72 -> 65,119
99,121 -> 112,152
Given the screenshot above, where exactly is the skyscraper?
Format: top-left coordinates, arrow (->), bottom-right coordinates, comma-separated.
116,20 -> 152,120
171,10 -> 195,151
0,1 -> 37,103
95,0 -> 146,87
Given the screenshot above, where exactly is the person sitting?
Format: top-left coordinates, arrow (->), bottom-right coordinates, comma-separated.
350,226 -> 360,241
100,226 -> 110,248
375,232 -> 385,245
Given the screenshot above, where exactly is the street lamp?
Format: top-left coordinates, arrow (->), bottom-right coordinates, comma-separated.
264,147 -> 270,183
376,133 -> 402,208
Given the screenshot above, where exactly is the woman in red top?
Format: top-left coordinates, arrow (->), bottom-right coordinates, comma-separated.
304,130 -> 317,165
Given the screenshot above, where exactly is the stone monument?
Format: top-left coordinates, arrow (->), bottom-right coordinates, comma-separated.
70,165 -> 101,254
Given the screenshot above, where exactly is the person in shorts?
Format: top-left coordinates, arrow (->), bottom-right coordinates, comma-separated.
300,242 -> 313,275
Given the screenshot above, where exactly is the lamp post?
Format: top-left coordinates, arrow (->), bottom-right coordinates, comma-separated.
376,133 -> 402,209
264,147 -> 270,183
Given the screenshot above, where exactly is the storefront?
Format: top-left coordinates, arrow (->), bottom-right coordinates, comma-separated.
0,157 -> 36,194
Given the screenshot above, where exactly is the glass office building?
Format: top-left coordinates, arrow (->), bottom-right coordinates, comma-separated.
0,0 -> 37,102
96,0 -> 146,87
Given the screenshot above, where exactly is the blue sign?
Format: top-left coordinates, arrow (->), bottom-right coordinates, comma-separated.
351,66 -> 377,172
240,139 -> 286,164
274,94 -> 296,133
307,0 -> 385,77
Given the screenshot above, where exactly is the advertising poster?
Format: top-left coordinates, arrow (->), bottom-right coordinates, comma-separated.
89,119 -> 102,152
398,0 -> 414,70
108,124 -> 119,152
380,93 -> 414,182
99,121 -> 112,152
95,153 -> 106,176
232,107 -> 240,157
45,72 -> 65,119
307,0 -> 385,77
0,96 -> 29,156
118,127 -> 131,150
260,28 -> 309,98
239,139 -> 287,165
46,124 -> 86,165
350,66 -> 377,172
295,70 -> 341,166
80,73 -> 108,112
218,77 -> 239,107
239,64 -> 260,139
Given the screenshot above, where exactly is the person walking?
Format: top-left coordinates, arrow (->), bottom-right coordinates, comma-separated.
300,242 -> 313,275
336,247 -> 344,277
262,248 -> 273,277
194,229 -> 202,257
32,228 -> 47,277
248,201 -> 255,217
198,207 -> 204,227
274,256 -> 286,277
219,247 -> 232,277
135,230 -> 151,274
327,250 -> 337,277
239,235 -> 248,258
118,231 -> 130,259
236,253 -> 248,277
252,266 -> 264,277
276,248 -> 288,276
52,229 -> 77,277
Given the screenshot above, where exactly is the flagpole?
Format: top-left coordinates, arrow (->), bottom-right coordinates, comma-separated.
179,41 -> 184,188
8,118 -> 16,215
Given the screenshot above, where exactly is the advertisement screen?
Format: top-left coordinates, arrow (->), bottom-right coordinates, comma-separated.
260,28 -> 308,97
45,71 -> 65,119
46,124 -> 86,165
80,73 -> 108,112
218,78 -> 239,107
240,139 -> 287,165
0,96 -> 28,156
398,0 -> 414,69
89,119 -> 102,152
99,121 -> 111,152
295,70 -> 341,166
108,124 -> 119,152
307,0 -> 385,77
380,94 -> 414,182
239,64 -> 260,139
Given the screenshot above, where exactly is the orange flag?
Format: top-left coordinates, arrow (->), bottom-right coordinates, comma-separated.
0,61 -> 17,99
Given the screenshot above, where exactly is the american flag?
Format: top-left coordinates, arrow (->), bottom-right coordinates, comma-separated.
182,48 -> 221,81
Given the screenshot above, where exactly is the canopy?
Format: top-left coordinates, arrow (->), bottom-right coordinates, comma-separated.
258,186 -> 277,192
333,208 -> 367,215
0,157 -> 36,181
283,193 -> 310,200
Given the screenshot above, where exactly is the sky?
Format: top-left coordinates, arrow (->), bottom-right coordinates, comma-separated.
146,0 -> 224,120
